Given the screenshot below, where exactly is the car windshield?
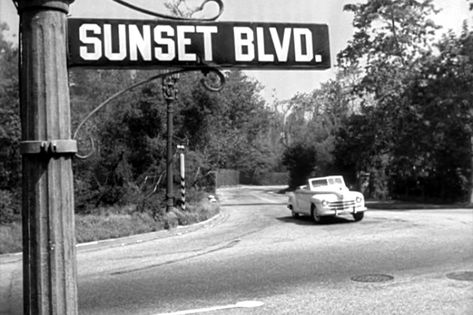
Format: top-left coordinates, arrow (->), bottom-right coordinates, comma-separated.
310,177 -> 344,189
328,177 -> 343,185
311,179 -> 328,187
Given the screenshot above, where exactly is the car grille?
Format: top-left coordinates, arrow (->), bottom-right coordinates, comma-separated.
328,200 -> 355,211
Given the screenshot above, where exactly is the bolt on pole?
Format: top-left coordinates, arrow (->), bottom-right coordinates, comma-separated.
17,1 -> 78,314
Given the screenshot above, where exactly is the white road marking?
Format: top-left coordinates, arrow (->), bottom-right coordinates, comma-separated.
154,300 -> 264,315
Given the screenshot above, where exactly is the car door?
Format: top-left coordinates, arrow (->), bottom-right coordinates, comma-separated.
295,186 -> 312,214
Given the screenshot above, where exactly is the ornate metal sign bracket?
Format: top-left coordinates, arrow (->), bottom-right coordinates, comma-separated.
72,1 -> 227,213
162,73 -> 180,102
73,67 -> 225,159
73,1 -> 226,159
112,0 -> 224,21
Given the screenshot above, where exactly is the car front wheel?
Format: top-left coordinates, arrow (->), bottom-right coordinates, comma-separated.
353,212 -> 364,222
311,205 -> 322,224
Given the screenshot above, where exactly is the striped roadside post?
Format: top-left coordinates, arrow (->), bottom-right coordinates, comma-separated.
177,145 -> 186,211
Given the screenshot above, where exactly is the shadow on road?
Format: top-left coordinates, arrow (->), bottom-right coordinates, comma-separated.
277,215 -> 354,225
221,203 -> 286,207
367,201 -> 473,211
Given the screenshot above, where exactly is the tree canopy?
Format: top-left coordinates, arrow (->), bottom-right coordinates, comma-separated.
1,0 -> 472,224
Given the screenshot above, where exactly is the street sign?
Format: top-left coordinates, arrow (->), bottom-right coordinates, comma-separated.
68,19 -> 330,69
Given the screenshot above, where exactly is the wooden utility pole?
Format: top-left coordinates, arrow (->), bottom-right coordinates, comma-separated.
18,1 -> 78,314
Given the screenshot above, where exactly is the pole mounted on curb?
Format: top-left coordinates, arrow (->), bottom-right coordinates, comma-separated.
17,1 -> 78,314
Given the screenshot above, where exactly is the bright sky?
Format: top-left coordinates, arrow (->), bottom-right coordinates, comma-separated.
0,0 -> 471,102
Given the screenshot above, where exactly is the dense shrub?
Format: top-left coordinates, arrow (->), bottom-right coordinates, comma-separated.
0,222 -> 22,254
0,189 -> 18,224
282,143 -> 318,189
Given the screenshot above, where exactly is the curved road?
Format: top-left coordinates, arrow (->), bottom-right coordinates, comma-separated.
1,186 -> 472,314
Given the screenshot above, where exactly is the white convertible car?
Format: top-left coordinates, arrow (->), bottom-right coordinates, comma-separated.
287,176 -> 366,223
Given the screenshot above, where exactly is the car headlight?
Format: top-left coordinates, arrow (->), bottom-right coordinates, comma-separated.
321,200 -> 329,207
356,196 -> 363,203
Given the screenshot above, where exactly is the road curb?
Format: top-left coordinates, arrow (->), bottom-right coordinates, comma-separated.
77,208 -> 227,252
0,207 -> 227,261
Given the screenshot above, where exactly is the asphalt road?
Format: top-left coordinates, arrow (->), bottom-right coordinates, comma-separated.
1,186 -> 473,315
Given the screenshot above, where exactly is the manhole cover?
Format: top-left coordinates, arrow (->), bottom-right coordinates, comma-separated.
351,274 -> 394,283
446,271 -> 473,282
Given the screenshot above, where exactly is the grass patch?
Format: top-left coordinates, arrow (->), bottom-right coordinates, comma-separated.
0,222 -> 22,254
75,210 -> 162,243
0,197 -> 219,254
169,199 -> 220,227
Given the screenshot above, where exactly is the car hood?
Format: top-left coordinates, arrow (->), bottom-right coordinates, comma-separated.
311,190 -> 361,201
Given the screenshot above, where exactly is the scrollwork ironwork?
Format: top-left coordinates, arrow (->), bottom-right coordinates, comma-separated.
73,66 -> 225,159
162,73 -> 180,101
111,0 -> 224,21
73,0 -> 225,159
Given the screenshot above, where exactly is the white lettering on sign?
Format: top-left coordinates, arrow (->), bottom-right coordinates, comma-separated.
154,25 -> 175,61
256,27 -> 274,62
104,24 -> 127,61
78,23 -> 219,62
196,26 -> 218,61
294,28 -> 313,62
234,27 -> 255,62
79,24 -> 102,60
129,25 -> 152,61
233,26 -> 318,63
270,27 -> 291,62
72,20 -> 329,68
177,25 -> 196,61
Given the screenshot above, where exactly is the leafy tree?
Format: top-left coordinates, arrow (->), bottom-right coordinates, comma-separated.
334,0 -> 441,199
339,0 -> 439,68
392,27 -> 473,201
469,0 -> 473,204
70,69 -> 150,209
332,0 -> 473,202
279,70 -> 359,186
0,23 -> 20,222
70,67 -> 281,208
282,143 -> 318,189
176,70 -> 279,181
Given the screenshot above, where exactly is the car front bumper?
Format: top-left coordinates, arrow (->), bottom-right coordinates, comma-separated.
318,205 -> 367,216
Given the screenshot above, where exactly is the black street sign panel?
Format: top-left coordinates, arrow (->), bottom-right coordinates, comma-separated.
68,19 -> 330,70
